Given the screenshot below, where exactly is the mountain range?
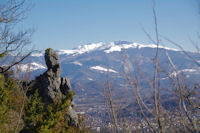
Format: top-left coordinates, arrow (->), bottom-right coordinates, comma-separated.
13,41 -> 200,106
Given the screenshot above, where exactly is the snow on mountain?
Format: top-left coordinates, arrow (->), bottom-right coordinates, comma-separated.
16,62 -> 46,72
161,68 -> 200,80
57,49 -> 76,55
56,41 -> 178,56
88,78 -> 93,81
90,66 -> 118,73
170,68 -> 199,77
57,42 -> 104,56
104,42 -> 178,53
31,53 -> 43,57
72,61 -> 83,66
138,44 -> 178,51
29,41 -> 179,57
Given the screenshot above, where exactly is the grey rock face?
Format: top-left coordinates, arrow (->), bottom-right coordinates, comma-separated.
68,106 -> 79,126
45,48 -> 60,70
27,48 -> 78,126
60,77 -> 72,96
28,48 -> 62,104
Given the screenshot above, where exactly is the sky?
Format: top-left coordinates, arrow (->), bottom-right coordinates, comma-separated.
18,0 -> 200,51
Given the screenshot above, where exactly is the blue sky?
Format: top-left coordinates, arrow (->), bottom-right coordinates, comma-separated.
19,0 -> 200,51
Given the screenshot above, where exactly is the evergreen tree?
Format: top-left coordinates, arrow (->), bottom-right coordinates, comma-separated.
0,74 -> 25,132
0,74 -> 10,132
23,91 -> 79,133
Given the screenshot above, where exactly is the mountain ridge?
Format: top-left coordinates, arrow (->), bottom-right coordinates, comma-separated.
31,41 -> 180,58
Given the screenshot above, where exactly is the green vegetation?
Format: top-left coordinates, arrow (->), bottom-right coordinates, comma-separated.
23,91 -> 78,133
0,74 -> 25,132
0,73 -> 84,133
0,74 -> 10,132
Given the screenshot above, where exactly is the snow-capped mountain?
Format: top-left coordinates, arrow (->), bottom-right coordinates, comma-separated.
29,41 -> 179,57
55,41 -> 178,56
14,41 -> 200,104
15,62 -> 46,72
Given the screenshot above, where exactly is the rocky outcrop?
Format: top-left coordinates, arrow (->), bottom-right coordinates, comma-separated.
27,48 -> 78,126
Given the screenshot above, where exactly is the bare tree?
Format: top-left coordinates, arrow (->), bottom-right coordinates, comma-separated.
120,0 -> 200,132
104,72 -> 119,133
0,0 -> 34,74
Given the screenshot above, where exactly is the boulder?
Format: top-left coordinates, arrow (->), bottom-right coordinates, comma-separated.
45,48 -> 60,70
